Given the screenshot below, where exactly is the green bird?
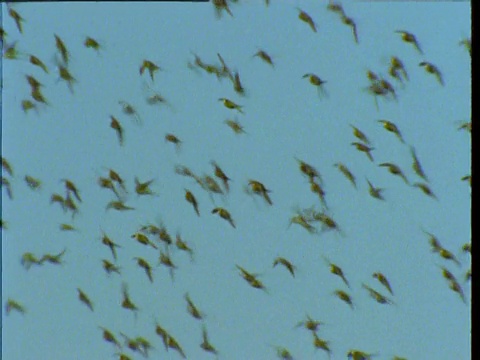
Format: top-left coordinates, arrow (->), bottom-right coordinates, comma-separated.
212,207 -> 236,228
77,288 -> 94,311
5,298 -> 26,315
323,256 -> 350,287
139,59 -> 161,81
134,257 -> 154,282
350,124 -> 371,145
351,142 -> 374,162
362,283 -> 395,305
253,49 -> 274,67
412,182 -> 437,199
248,179 -> 273,205
419,61 -> 444,86
219,97 -> 244,113
378,120 -> 405,143
297,8 -> 317,32
273,257 -> 296,277
99,326 -> 121,348
101,259 -> 121,275
334,162 -> 356,188
185,293 -> 204,320
312,333 -> 332,358
84,36 -> 102,52
200,325 -> 218,355
2,157 -> 14,177
295,314 -> 324,332
410,146 -> 429,182
395,30 -> 423,54
372,272 -> 394,295
366,178 -> 384,200
135,177 -> 156,196
29,55 -> 49,73
379,162 -> 409,185
8,7 -> 25,34
54,34 -> 70,64
333,289 -> 354,309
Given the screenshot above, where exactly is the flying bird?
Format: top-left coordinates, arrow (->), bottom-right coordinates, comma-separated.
121,283 -> 139,316
99,327 -> 122,349
134,257 -> 154,282
372,272 -> 394,295
2,157 -> 14,177
351,142 -> 374,162
333,289 -> 354,309
39,248 -> 67,265
139,59 -> 161,81
5,299 -> 26,315
135,177 -> 156,196
419,61 -> 444,86
84,36 -> 102,52
410,146 -> 429,182
2,177 -> 13,200
119,100 -> 142,125
341,15 -> 359,44
412,182 -> 437,199
273,257 -> 296,277
77,288 -> 94,311
312,333 -> 332,358
8,7 -> 25,34
110,116 -> 124,146
297,8 -> 316,33
295,314 -> 324,333
106,200 -> 135,211
334,162 -> 356,188
29,55 -> 49,73
323,256 -> 350,287
362,283 -> 395,305
212,0 -> 233,18
395,30 -> 423,54
247,179 -> 273,205
184,189 -> 200,216
377,120 -> 405,143
175,233 -> 195,261
102,259 -> 121,275
200,325 -> 218,355
212,207 -> 236,228
302,73 -> 327,97
348,349 -> 378,360
54,34 -> 70,64
366,178 -> 384,200
224,118 -> 247,134
131,232 -> 158,249
185,293 -> 204,320
101,232 -> 121,261
379,162 -> 409,184
253,49 -> 274,67
211,161 -> 231,193
350,124 -> 371,145
219,98 -> 244,113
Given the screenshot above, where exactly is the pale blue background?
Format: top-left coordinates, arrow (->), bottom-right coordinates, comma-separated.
2,1 -> 471,359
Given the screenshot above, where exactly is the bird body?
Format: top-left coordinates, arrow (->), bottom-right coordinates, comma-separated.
248,179 -> 273,205
419,61 -> 444,86
379,163 -> 409,184
395,30 -> 423,54
219,98 -> 244,113
212,207 -> 236,228
297,8 -> 317,32
372,272 -> 394,295
273,257 -> 296,277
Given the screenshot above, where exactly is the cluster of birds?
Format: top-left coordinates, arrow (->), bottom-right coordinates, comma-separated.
2,1 -> 471,360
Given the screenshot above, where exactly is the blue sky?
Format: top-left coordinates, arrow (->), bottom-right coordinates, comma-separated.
2,1 -> 471,359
